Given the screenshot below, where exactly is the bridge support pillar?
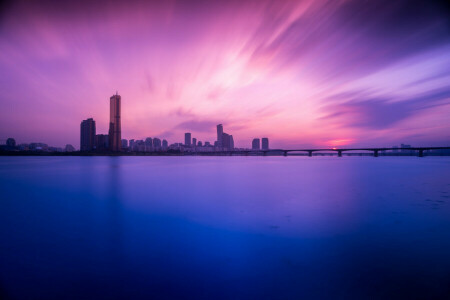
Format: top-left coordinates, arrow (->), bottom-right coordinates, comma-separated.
374,150 -> 379,157
283,151 -> 287,157
308,151 -> 313,157
418,149 -> 424,157
338,150 -> 342,157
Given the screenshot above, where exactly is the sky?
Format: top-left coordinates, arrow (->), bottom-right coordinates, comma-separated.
0,0 -> 449,149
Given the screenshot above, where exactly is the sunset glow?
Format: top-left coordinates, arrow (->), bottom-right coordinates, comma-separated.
0,0 -> 449,148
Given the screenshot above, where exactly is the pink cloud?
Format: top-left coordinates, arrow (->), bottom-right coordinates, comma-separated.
0,0 -> 449,149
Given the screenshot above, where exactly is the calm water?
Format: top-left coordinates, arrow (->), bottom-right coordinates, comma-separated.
1,156 -> 450,299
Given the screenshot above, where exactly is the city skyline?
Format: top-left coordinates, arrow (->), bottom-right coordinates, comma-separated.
79,94 -> 261,152
1,0 -> 450,148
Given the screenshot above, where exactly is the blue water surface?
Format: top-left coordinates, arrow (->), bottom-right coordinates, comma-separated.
0,156 -> 450,299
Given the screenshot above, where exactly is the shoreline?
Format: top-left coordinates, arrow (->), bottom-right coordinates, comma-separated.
1,151 -> 449,157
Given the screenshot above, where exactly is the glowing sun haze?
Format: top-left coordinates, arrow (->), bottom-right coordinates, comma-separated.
0,0 -> 449,148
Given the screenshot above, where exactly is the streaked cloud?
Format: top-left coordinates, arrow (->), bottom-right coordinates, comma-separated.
0,0 -> 449,148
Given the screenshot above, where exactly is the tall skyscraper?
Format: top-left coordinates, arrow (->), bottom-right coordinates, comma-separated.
162,139 -> 168,149
252,138 -> 260,150
262,138 -> 269,150
192,138 -> 197,147
109,92 -> 121,151
185,133 -> 191,146
222,133 -> 230,149
80,118 -> 96,151
217,124 -> 223,147
95,134 -> 109,151
229,135 -> 234,150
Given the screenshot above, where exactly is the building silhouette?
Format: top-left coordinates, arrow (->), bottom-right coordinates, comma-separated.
262,138 -> 269,150
95,134 -> 109,151
135,140 -> 145,151
222,133 -> 230,149
215,124 -> 234,150
145,137 -> 153,151
192,138 -> 197,147
65,144 -> 75,152
109,92 -> 121,151
153,138 -> 162,148
252,138 -> 260,150
80,118 -> 96,151
6,138 -> 16,147
162,139 -> 168,149
185,133 -> 191,146
121,139 -> 128,148
401,143 -> 412,153
217,124 -> 223,147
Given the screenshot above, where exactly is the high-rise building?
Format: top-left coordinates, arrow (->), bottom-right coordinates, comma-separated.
145,137 -> 153,151
129,139 -> 135,149
95,134 -> 109,151
252,138 -> 260,150
135,140 -> 145,151
262,138 -> 269,150
121,139 -> 128,148
217,124 -> 223,147
197,141 -> 202,147
109,92 -> 121,151
153,138 -> 162,148
185,133 -> 191,146
222,133 -> 230,149
229,135 -> 234,150
192,138 -> 197,147
80,118 -> 96,151
162,139 -> 168,149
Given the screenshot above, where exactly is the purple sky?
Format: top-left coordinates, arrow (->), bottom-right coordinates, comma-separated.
0,0 -> 449,148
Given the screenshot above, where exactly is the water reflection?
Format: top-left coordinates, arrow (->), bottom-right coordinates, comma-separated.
0,157 -> 449,299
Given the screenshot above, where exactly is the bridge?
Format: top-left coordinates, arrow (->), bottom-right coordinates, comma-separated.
207,147 -> 450,157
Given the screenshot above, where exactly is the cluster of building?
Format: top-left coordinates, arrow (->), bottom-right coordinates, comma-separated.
80,92 -> 122,152
0,137 -> 75,152
390,143 -> 412,153
126,138 -> 168,152
251,138 -> 269,150
79,92 -> 270,153
1,92 -> 448,155
180,124 -> 240,152
1,92 -> 271,153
